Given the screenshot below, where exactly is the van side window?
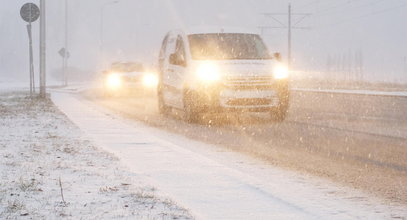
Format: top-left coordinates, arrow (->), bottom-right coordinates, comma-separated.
158,34 -> 169,72
175,36 -> 186,63
166,36 -> 176,58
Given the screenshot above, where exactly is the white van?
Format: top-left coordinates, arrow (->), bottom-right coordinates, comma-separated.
157,27 -> 290,122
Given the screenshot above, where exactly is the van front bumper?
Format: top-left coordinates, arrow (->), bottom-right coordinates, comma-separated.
193,83 -> 289,113
212,89 -> 279,112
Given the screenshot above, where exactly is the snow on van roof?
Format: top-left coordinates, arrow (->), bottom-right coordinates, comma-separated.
182,26 -> 260,35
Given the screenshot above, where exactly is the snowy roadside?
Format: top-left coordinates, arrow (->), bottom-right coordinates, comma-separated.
0,91 -> 192,219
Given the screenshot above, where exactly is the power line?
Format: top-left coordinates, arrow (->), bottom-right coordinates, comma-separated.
314,0 -> 365,15
319,2 -> 407,28
352,2 -> 407,20
316,0 -> 385,16
296,0 -> 320,10
260,12 -> 311,29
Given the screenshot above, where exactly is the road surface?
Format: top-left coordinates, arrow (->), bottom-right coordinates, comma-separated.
49,88 -> 407,219
79,88 -> 407,205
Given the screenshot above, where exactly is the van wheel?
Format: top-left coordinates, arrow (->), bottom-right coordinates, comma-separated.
270,103 -> 288,122
270,89 -> 289,122
158,86 -> 171,115
183,90 -> 200,123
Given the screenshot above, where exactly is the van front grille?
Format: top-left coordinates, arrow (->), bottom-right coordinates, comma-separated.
224,76 -> 274,89
226,98 -> 272,106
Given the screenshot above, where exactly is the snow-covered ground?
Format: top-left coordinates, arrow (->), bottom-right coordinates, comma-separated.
0,92 -> 192,219
50,90 -> 407,219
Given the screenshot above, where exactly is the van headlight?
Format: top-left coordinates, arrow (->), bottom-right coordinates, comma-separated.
142,73 -> 159,88
106,73 -> 122,89
196,63 -> 221,82
273,65 -> 289,79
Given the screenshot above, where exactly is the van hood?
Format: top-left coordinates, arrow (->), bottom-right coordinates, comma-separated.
193,60 -> 275,77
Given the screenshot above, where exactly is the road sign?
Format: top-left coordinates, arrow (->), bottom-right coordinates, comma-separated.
20,3 -> 40,23
59,48 -> 65,57
58,48 -> 70,58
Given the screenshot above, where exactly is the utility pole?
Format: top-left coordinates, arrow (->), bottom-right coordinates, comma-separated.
360,51 -> 364,81
259,4 -> 311,70
27,21 -> 35,94
288,4 -> 292,68
39,0 -> 46,98
63,0 -> 68,86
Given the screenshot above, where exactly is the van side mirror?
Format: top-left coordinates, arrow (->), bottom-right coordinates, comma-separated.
169,53 -> 186,66
273,52 -> 282,62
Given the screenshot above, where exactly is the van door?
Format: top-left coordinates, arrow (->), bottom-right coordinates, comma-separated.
162,34 -> 177,106
166,35 -> 187,108
158,34 -> 169,75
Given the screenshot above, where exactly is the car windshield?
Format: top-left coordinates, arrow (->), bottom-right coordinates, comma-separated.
188,33 -> 271,60
111,63 -> 144,72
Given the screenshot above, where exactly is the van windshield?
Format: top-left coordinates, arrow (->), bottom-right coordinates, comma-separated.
188,33 -> 271,60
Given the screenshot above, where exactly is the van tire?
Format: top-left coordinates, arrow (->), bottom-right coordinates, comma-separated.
270,88 -> 289,122
270,100 -> 289,122
270,107 -> 287,122
183,90 -> 200,123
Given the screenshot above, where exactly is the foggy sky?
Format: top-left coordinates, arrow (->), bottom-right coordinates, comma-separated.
1,0 -> 406,83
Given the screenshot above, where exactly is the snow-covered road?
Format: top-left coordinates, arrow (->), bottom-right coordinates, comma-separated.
51,91 -> 406,219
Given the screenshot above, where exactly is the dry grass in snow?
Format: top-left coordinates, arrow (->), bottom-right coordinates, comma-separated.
0,92 -> 193,219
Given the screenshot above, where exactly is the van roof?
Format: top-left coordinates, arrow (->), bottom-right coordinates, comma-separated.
180,26 -> 260,35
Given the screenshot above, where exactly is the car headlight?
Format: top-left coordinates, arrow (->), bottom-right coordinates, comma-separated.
106,73 -> 122,89
142,73 -> 158,88
273,65 -> 289,79
196,63 -> 221,82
